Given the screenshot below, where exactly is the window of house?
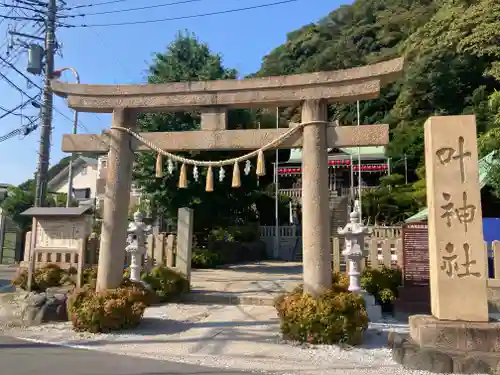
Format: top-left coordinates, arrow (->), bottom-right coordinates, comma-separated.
131,183 -> 141,197
73,188 -> 91,199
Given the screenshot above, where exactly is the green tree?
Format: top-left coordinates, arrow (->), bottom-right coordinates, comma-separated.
362,173 -> 425,224
253,0 -> 500,220
478,91 -> 500,197
1,182 -> 67,231
133,32 -> 288,235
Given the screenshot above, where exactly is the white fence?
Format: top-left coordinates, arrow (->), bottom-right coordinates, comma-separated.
259,225 -> 402,261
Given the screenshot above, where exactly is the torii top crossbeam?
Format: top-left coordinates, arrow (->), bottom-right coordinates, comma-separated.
50,57 -> 404,113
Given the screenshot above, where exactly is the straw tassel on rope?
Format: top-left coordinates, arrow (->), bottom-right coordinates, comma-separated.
205,166 -> 214,192
155,153 -> 164,178
178,163 -> 188,188
256,149 -> 266,176
232,161 -> 241,188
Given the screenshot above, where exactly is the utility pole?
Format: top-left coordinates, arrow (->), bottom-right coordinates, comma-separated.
356,100 -> 362,223
53,67 -> 80,207
34,0 -> 56,207
274,107 -> 280,259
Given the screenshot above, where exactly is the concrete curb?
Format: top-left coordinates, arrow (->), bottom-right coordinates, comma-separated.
0,284 -> 15,293
11,336 -> 126,355
178,291 -> 278,306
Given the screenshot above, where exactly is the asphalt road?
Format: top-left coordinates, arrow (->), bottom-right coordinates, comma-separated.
0,264 -> 17,293
0,265 -> 17,291
0,264 -> 17,284
0,335 -> 250,375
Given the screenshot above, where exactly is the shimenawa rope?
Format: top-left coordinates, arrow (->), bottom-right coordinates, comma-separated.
109,120 -> 328,189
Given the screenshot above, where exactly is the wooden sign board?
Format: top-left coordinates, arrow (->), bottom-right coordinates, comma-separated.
402,222 -> 429,287
36,220 -> 86,250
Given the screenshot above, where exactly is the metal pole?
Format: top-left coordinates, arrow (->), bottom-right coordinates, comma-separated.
257,121 -> 260,187
356,101 -> 362,222
350,154 -> 354,209
404,154 -> 408,184
34,0 -> 56,207
55,68 -> 81,207
274,107 -> 280,259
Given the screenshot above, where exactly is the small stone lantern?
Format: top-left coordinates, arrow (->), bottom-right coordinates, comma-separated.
337,202 -> 382,321
126,210 -> 152,282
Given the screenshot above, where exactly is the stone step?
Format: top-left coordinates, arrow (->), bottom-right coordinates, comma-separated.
394,300 -> 431,315
390,331 -> 500,374
178,291 -> 279,306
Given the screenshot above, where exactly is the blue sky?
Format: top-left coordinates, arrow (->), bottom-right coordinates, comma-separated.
0,0 -> 348,185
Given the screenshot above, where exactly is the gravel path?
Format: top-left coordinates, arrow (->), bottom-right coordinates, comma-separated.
0,302 -> 471,375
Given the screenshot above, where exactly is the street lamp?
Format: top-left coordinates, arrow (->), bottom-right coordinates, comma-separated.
53,67 -> 80,207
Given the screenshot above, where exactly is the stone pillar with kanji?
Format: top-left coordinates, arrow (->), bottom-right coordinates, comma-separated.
424,115 -> 488,321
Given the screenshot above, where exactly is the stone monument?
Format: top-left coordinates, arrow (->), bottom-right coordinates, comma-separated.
391,115 -> 500,374
50,57 -> 404,294
338,201 -> 382,322
126,210 -> 152,282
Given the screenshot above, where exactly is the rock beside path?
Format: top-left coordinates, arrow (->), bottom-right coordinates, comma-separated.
0,288 -> 69,328
24,291 -> 68,325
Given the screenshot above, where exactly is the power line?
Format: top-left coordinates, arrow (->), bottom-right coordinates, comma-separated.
0,6 -> 16,27
0,17 -> 44,66
0,116 -> 39,142
0,55 -> 43,90
0,3 -> 45,14
60,0 -> 205,17
65,0 -> 137,10
0,13 -> 42,21
0,96 -> 40,120
14,0 -> 49,8
61,0 -> 300,28
0,69 -> 40,102
0,21 -> 30,53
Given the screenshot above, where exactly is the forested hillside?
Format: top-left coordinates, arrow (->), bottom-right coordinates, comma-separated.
257,0 -> 500,183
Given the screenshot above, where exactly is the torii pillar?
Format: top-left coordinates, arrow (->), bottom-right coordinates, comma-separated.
301,99 -> 331,295
98,109 -> 137,290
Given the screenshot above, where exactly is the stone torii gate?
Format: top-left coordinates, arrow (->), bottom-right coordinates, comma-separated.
51,57 -> 404,294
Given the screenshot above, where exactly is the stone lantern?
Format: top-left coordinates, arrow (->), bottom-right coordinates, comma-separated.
126,210 -> 152,282
337,202 -> 382,321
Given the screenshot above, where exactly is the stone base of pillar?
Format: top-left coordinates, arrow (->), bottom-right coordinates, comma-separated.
390,315 -> 500,374
360,291 -> 382,322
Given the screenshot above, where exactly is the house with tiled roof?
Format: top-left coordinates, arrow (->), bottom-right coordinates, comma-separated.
48,155 -> 142,211
48,156 -> 100,206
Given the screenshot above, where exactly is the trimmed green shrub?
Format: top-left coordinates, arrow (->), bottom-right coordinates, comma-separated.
360,266 -> 403,305
67,279 -> 153,333
141,266 -> 189,302
332,272 -> 349,289
192,248 -> 222,268
207,224 -> 259,245
12,264 -> 73,292
82,265 -> 188,303
191,239 -> 267,269
274,287 -> 368,345
82,265 -> 99,288
208,229 -> 234,243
